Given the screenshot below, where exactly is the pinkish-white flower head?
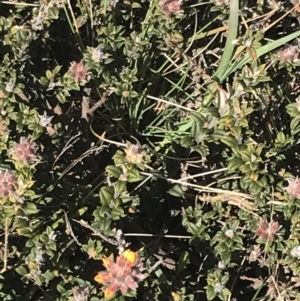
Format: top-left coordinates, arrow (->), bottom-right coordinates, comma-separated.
69,60 -> 88,83
0,170 -> 16,200
278,46 -> 299,63
124,143 -> 145,164
159,0 -> 182,17
11,137 -> 37,165
286,177 -> 300,199
255,218 -> 280,242
72,287 -> 90,301
224,229 -> 235,239
291,245 -> 300,259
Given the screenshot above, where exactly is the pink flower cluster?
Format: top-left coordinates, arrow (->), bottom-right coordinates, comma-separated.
278,46 -> 299,63
94,250 -> 145,299
0,170 -> 15,200
285,177 -> 300,199
255,219 -> 280,242
11,137 -> 37,165
159,0 -> 182,17
70,60 -> 88,83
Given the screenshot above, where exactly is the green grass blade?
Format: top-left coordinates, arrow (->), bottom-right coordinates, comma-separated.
221,29 -> 300,82
187,16 -> 220,42
203,30 -> 300,106
213,0 -> 239,81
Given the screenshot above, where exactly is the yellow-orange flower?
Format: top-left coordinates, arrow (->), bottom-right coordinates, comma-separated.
122,249 -> 137,265
94,272 -> 111,284
102,256 -> 113,269
102,256 -> 112,268
94,273 -> 104,283
94,250 -> 145,297
104,287 -> 115,299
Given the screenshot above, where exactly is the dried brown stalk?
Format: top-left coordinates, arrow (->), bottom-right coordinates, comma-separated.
81,90 -> 110,121
198,194 -> 258,212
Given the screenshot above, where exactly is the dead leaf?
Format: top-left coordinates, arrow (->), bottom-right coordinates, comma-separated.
240,276 -> 264,290
46,126 -> 56,136
54,104 -> 62,115
17,91 -> 30,102
81,96 -> 90,121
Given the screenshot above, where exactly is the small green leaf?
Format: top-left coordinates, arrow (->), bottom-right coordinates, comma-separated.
206,286 -> 217,301
129,90 -> 139,98
53,65 -> 62,75
38,76 -> 49,86
277,131 -> 286,144
220,135 -> 238,148
188,223 -> 200,236
115,181 -> 127,195
24,203 -> 39,215
211,129 -> 227,139
286,103 -> 299,117
99,186 -> 114,205
111,207 -> 125,219
177,251 -> 189,273
290,118 -> 300,135
191,112 -> 205,124
15,265 -> 28,276
191,121 -> 201,140
127,168 -> 143,183
181,136 -> 194,147
132,2 -> 142,8
168,184 -> 184,197
228,158 -> 243,172
290,117 -> 300,130
56,284 -> 66,294
194,145 -> 207,157
46,70 -> 53,80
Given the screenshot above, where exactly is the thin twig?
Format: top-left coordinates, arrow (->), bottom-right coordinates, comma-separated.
179,168 -> 227,182
1,1 -> 40,6
90,127 -> 126,147
196,254 -> 208,301
263,3 -> 300,33
148,247 -> 173,274
163,32 -> 219,76
72,219 -> 119,245
82,90 -> 110,121
0,218 -> 10,273
146,95 -> 194,112
64,211 -> 82,246
87,90 -> 110,114
90,129 -> 250,201
148,257 -> 165,274
141,171 -> 253,198
66,0 -> 79,34
124,233 -> 191,239
52,132 -> 82,172
58,144 -> 105,183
